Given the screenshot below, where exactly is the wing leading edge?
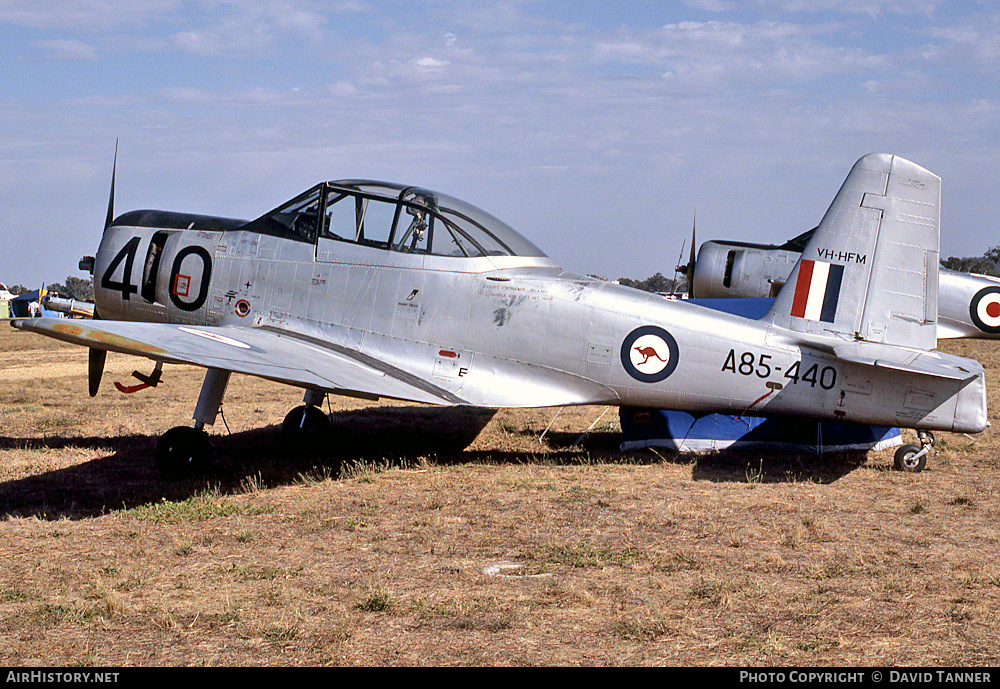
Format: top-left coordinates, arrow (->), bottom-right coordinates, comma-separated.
11,318 -> 464,406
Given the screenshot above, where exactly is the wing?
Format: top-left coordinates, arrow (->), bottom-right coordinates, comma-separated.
11,317 -> 463,406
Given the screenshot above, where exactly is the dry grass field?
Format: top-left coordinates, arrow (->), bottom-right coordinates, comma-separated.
1,324 -> 999,666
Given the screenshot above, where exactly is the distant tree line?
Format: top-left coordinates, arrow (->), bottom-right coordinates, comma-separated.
941,245 -> 1000,277
46,276 -> 94,301
616,272 -> 680,294
4,277 -> 93,300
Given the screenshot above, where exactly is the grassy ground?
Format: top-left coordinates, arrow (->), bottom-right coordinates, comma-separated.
1,325 -> 998,666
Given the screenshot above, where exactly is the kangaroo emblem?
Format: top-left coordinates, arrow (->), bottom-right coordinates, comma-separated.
633,345 -> 667,365
621,325 -> 679,383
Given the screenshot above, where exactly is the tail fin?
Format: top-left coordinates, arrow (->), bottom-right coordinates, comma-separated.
767,153 -> 940,350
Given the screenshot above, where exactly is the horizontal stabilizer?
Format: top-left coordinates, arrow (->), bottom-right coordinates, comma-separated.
829,343 -> 982,382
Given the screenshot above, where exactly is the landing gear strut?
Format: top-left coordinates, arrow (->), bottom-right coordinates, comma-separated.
154,368 -> 230,479
894,430 -> 935,473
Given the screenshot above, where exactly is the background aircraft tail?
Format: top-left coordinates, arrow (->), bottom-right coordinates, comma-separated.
766,153 -> 941,350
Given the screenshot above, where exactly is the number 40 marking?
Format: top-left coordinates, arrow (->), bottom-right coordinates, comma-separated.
100,236 -> 141,300
99,236 -> 213,312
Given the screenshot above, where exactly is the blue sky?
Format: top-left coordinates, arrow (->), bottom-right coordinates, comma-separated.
2,0 -> 999,289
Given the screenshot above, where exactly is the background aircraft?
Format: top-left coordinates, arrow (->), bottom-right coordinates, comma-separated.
12,152 -> 987,476
41,294 -> 96,319
684,228 -> 1000,340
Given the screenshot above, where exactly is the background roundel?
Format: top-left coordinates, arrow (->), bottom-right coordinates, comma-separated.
970,285 -> 1000,334
620,325 -> 680,383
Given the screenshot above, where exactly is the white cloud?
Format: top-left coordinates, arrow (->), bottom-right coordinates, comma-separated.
592,20 -> 889,87
164,2 -> 328,57
274,3 -> 325,40
929,21 -> 1000,68
34,38 -> 98,61
332,1 -> 373,13
413,56 -> 449,68
160,85 -> 299,106
328,81 -> 358,97
758,0 -> 943,17
684,0 -> 735,11
0,0 -> 180,30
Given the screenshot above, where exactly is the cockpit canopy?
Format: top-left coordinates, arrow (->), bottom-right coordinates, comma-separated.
244,180 -> 547,259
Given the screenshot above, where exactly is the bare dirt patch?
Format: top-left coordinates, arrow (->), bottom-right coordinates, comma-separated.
1,323 -> 999,666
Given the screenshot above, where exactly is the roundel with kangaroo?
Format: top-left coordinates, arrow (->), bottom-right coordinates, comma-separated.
620,325 -> 679,383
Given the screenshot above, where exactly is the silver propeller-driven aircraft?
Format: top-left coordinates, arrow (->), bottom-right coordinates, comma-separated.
41,294 -> 96,319
12,152 -> 988,476
688,222 -> 1000,341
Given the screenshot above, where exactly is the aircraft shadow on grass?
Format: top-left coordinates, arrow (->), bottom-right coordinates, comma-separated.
0,405 -> 488,519
0,406 -> 867,520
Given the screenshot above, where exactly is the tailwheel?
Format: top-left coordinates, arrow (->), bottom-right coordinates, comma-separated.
155,426 -> 213,479
893,429 -> 936,473
893,444 -> 927,472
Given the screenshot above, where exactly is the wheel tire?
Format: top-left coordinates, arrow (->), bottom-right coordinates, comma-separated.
282,405 -> 331,442
894,443 -> 926,473
155,426 -> 212,479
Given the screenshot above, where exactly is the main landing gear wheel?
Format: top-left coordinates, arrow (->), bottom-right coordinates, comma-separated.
155,426 -> 213,479
281,404 -> 339,473
282,405 -> 331,442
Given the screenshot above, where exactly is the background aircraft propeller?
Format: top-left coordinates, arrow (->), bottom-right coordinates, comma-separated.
673,214 -> 697,298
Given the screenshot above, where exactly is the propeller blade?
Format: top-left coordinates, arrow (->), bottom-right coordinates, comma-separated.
92,140 -> 117,324
105,140 -> 117,231
671,239 -> 686,297
88,348 -> 106,397
687,213 -> 697,298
